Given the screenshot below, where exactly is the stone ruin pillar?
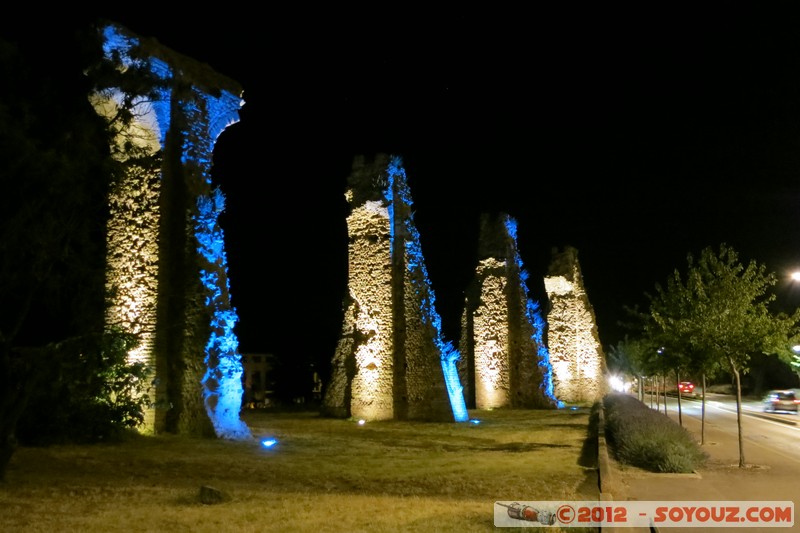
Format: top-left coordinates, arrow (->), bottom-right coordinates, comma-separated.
543,246 -> 606,403
322,154 -> 466,422
459,213 -> 558,409
89,23 -> 249,439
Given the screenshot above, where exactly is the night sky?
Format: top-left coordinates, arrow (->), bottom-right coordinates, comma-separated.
20,9 -> 800,371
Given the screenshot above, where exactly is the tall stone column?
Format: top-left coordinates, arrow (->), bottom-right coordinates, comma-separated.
460,213 -> 558,409
323,154 -> 465,422
543,246 -> 606,403
90,23 -> 249,438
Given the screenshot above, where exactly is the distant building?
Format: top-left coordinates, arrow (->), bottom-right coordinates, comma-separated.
240,353 -> 277,408
240,353 -> 324,408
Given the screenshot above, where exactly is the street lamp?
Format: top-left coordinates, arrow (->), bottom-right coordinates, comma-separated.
780,271 -> 800,314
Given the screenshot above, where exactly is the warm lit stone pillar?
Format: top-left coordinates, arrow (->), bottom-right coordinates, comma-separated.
99,126 -> 162,432
543,246 -> 606,403
460,213 -> 558,409
323,154 -> 464,421
90,23 -> 249,438
471,257 -> 511,408
351,179 -> 395,420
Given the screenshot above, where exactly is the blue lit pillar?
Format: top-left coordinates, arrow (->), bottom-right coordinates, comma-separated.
94,23 -> 250,438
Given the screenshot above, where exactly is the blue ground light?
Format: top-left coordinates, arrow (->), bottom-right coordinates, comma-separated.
261,438 -> 278,449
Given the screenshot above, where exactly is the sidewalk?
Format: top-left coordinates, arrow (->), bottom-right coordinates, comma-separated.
598,398 -> 800,532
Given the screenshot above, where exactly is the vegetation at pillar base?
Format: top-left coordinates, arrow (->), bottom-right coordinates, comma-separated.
0,21 -> 132,479
15,330 -> 151,446
603,392 -> 708,473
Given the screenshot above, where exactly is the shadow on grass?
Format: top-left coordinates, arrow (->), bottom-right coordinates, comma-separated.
346,432 -> 574,452
545,422 -> 595,430
577,402 -> 599,469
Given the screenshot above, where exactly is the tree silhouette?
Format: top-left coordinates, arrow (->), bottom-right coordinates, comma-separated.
645,244 -> 800,467
0,19 -> 121,478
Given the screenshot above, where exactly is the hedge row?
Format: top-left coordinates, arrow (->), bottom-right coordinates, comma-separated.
603,392 -> 708,473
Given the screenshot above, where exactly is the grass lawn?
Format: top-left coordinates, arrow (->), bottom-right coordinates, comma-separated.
1,406 -> 599,532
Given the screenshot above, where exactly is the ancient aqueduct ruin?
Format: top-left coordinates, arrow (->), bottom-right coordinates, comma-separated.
92,22 -> 607,438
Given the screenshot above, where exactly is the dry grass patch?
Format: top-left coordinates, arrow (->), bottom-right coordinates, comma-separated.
1,407 -> 598,532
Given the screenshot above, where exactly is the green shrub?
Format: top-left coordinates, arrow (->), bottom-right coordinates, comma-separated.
16,329 -> 151,445
603,392 -> 707,473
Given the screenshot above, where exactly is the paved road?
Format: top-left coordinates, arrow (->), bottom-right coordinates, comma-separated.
602,393 -> 800,533
660,392 -> 800,459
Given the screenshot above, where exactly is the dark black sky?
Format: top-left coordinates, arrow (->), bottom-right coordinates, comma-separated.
33,9 -> 800,369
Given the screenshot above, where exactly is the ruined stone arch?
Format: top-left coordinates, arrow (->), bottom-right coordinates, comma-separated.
90,22 -> 249,439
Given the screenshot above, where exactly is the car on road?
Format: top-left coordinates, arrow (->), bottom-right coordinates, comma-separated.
678,381 -> 695,394
762,389 -> 799,414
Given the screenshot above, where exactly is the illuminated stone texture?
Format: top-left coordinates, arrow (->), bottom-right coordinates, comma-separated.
543,246 -> 606,403
459,213 -> 558,409
91,23 -> 249,438
323,154 -> 464,421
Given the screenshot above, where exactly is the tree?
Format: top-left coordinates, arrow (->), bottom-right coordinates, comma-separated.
683,344 -> 724,445
607,336 -> 657,401
645,244 -> 800,467
629,292 -> 722,442
15,329 -> 150,446
0,19 -> 132,479
789,347 -> 800,384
